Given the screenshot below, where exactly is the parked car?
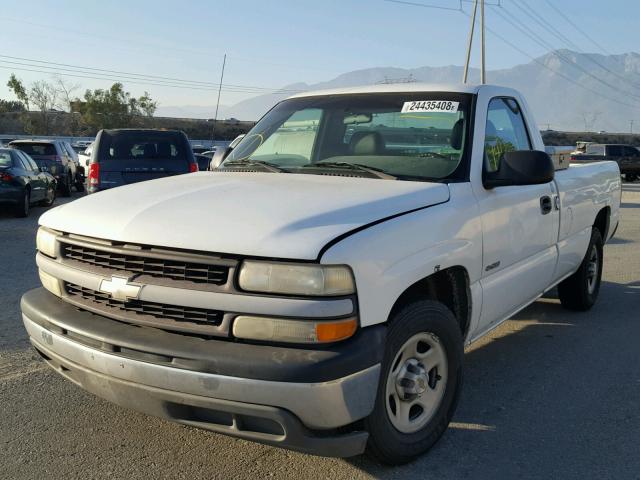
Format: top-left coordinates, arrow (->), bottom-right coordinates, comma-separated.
9,140 -> 80,196
193,153 -> 210,171
0,148 -> 56,217
201,148 -> 217,158
78,143 -> 93,167
571,143 -> 640,181
211,134 -> 245,169
86,129 -> 198,193
23,84 -> 621,464
191,145 -> 210,155
60,141 -> 85,191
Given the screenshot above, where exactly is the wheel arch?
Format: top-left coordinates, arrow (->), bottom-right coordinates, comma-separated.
593,206 -> 610,239
388,266 -> 471,337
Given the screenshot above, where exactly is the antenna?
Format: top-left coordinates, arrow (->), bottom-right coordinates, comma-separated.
462,0 -> 486,84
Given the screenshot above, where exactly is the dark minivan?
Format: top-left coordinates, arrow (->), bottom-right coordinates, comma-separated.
87,129 -> 198,193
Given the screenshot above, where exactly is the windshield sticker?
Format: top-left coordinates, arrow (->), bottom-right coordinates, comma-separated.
401,101 -> 459,113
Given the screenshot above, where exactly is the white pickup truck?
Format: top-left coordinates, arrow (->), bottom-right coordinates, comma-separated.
22,83 -> 621,464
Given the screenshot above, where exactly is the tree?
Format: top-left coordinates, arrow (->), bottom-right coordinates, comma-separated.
54,77 -> 80,113
7,74 -> 29,110
30,80 -> 60,135
0,99 -> 26,113
79,83 -> 158,131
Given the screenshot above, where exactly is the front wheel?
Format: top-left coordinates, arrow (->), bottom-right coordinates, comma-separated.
364,300 -> 463,465
558,228 -> 603,311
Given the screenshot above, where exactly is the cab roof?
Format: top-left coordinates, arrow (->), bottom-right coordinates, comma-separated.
288,82 -> 493,99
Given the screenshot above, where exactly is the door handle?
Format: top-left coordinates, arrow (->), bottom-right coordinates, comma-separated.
540,195 -> 552,215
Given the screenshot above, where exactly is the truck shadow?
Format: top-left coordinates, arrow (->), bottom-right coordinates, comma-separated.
345,279 -> 639,478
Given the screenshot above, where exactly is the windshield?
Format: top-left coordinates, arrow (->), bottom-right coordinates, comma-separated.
224,93 -> 472,181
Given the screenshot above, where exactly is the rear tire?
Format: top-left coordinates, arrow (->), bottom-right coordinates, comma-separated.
364,300 -> 463,465
61,172 -> 72,197
558,228 -> 603,311
15,189 -> 30,218
625,173 -> 638,182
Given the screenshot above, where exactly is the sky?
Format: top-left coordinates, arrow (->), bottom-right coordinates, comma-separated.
0,0 -> 639,112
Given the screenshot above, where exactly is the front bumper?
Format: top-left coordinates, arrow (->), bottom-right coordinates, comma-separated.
21,288 -> 385,457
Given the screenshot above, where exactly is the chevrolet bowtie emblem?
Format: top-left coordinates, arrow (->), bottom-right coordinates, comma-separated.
99,275 -> 142,301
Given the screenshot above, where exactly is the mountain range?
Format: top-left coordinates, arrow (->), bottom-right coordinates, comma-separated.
157,50 -> 640,132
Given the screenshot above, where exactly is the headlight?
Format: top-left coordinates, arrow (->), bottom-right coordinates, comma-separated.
36,227 -> 60,258
233,316 -> 357,344
238,261 -> 355,296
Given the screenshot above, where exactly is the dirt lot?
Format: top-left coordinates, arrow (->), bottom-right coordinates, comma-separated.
1,185 -> 638,479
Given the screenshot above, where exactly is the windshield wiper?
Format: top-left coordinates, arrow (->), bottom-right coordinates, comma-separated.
304,162 -> 397,180
221,159 -> 287,173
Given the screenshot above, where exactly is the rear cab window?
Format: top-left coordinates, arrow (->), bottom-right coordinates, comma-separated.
97,131 -> 192,171
11,142 -> 57,156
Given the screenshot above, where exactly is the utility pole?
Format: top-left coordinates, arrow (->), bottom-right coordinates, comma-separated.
480,0 -> 486,84
463,0 -> 478,83
630,119 -> 634,134
212,53 -> 226,143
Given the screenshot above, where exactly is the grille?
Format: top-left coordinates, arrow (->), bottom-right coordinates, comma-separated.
66,283 -> 224,327
62,243 -> 229,285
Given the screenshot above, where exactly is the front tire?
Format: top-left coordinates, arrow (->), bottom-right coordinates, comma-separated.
558,228 -> 603,311
364,300 -> 463,465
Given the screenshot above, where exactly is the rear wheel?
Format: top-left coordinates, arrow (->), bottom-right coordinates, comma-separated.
558,228 -> 603,311
365,300 -> 463,465
75,173 -> 85,192
15,189 -> 30,217
61,172 -> 72,197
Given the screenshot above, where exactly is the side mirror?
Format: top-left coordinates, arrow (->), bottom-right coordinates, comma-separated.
210,146 -> 233,170
483,150 -> 554,189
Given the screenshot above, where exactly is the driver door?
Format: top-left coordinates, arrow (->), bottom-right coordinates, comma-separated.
476,97 -> 558,331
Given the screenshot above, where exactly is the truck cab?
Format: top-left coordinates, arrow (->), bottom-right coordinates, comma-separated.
22,83 -> 621,464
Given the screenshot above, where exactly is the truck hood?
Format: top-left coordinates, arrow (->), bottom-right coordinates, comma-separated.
40,172 -> 450,260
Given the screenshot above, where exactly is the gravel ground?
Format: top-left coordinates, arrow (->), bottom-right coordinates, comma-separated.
1,185 -> 639,480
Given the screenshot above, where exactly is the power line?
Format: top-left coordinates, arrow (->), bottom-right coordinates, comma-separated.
510,0 -> 640,92
0,63 -> 301,96
0,54 -> 303,93
457,9 -> 640,110
541,0 -> 610,55
382,0 -> 640,108
489,4 -> 640,104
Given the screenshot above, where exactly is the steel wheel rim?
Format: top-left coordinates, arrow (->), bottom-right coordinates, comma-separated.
586,244 -> 599,294
385,332 -> 448,434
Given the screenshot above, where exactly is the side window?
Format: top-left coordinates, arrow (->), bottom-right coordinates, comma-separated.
586,144 -> 605,155
15,152 -> 31,171
484,97 -> 531,172
25,154 -> 40,171
623,146 -> 638,157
